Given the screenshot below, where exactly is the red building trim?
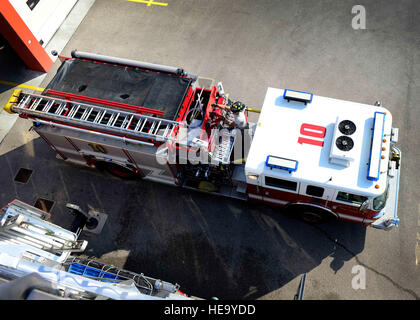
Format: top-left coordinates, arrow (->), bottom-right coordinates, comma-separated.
0,1 -> 53,72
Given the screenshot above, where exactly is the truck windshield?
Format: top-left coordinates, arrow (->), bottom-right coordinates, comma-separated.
373,184 -> 389,211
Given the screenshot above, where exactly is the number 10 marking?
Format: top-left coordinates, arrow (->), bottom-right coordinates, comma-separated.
298,123 -> 326,147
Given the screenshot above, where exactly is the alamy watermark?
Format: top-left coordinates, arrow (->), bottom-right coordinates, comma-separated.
351,265 -> 366,290
155,125 -> 252,166
352,5 -> 366,30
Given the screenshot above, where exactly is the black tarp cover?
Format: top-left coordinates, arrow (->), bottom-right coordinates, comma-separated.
44,59 -> 192,120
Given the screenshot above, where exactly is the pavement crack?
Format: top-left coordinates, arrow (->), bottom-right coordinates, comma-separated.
312,224 -> 419,300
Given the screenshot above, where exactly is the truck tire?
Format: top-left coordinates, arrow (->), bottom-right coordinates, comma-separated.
286,204 -> 338,224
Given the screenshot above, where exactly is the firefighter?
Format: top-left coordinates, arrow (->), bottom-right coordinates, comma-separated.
211,101 -> 248,129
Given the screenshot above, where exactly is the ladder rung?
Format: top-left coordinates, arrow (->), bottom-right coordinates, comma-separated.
98,111 -> 106,124
56,103 -> 66,115
28,98 -> 37,110
1,230 -> 45,250
29,98 -> 42,110
93,110 -> 102,123
134,119 -> 143,131
111,113 -> 120,127
106,113 -> 116,126
122,115 -> 132,129
153,121 -> 162,135
80,108 -> 89,121
148,121 -> 157,134
19,95 -> 31,108
42,100 -> 54,113
82,108 -> 93,121
70,105 -> 80,118
140,119 -> 147,132
127,115 -> 134,129
120,115 -> 129,128
67,105 -> 75,118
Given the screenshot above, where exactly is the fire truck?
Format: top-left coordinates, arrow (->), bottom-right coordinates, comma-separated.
4,50 -> 401,230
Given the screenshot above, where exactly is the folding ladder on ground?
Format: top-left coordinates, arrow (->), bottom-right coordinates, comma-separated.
9,92 -> 183,142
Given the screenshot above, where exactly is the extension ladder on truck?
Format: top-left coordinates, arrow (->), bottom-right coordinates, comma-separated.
6,91 -> 184,143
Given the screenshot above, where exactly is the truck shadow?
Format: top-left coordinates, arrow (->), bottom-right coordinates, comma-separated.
0,136 -> 366,300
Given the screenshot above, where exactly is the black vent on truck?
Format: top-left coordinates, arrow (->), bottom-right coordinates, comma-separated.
335,136 -> 354,151
338,120 -> 356,135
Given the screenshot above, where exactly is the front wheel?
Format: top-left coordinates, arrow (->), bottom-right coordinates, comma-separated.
286,204 -> 338,224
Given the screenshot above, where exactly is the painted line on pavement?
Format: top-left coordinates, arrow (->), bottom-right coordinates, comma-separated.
127,0 -> 168,7
0,80 -> 44,92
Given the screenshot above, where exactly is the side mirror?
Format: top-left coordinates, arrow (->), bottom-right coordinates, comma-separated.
359,200 -> 369,212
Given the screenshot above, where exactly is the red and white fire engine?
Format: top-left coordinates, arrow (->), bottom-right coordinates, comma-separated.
4,50 -> 401,230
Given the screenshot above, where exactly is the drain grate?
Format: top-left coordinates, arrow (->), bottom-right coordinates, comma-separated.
34,198 -> 55,213
14,168 -> 33,184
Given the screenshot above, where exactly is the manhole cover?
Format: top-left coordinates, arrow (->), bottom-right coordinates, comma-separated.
34,198 -> 55,213
14,168 -> 33,184
83,210 -> 108,234
86,217 -> 99,230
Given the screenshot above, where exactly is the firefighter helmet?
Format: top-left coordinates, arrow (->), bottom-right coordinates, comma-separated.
230,101 -> 245,113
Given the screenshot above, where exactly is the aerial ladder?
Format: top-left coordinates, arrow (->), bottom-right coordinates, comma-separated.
0,200 -> 191,300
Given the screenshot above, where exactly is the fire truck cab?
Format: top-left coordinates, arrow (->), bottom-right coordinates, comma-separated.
245,88 -> 401,229
4,51 -> 401,230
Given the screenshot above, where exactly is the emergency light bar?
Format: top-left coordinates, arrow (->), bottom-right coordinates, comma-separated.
266,155 -> 298,172
367,112 -> 386,181
283,89 -> 313,105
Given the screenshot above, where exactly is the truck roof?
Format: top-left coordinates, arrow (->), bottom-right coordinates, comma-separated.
245,87 -> 392,197
44,58 -> 193,120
